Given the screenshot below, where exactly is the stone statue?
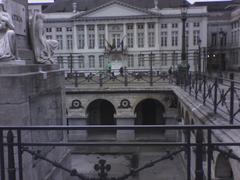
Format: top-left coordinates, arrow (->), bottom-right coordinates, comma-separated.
0,1 -> 17,62
30,13 -> 58,64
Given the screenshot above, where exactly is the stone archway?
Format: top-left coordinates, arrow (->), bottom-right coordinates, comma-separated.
134,98 -> 165,125
86,99 -> 116,139
215,153 -> 234,180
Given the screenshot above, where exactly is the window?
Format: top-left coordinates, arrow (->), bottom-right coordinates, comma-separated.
148,32 -> 155,47
161,32 -> 168,47
66,35 -> 73,50
193,22 -> 200,27
77,26 -> 85,49
127,33 -> 134,48
98,25 -> 105,31
112,34 -> 121,48
127,55 -> 134,68
66,27 -> 72,32
161,53 -> 167,66
78,56 -> 84,68
220,33 -> 227,47
137,24 -> 144,29
171,31 -> 178,46
99,55 -> 105,68
138,54 -> 144,67
57,56 -> 64,68
161,24 -> 167,29
172,23 -> 178,28
172,52 -> 178,66
56,27 -> 62,32
46,35 -> 52,40
56,35 -> 63,50
46,28 -> 52,32
137,32 -> 144,48
88,26 -> 95,49
211,33 -> 217,46
89,56 -> 95,68
67,56 -> 72,69
193,30 -> 200,46
127,24 -> 133,30
148,23 -> 155,29
99,34 -> 105,49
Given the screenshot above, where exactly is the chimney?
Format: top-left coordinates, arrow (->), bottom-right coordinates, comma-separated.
72,2 -> 77,13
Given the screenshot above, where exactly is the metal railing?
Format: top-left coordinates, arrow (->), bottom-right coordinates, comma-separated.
181,72 -> 240,124
1,125 -> 240,180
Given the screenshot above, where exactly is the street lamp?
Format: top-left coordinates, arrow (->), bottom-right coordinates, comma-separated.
181,1 -> 188,66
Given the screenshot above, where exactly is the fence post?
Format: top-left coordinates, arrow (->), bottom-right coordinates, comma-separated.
195,129 -> 204,180
214,77 -> 218,113
203,75 -> 206,105
150,52 -> 153,86
195,73 -> 198,100
230,73 -> 234,124
189,72 -> 192,95
17,130 -> 23,180
124,67 -> 128,87
99,73 -> 103,87
7,130 -> 16,180
74,72 -> 78,88
186,129 -> 191,180
0,130 -> 5,180
207,129 -> 212,180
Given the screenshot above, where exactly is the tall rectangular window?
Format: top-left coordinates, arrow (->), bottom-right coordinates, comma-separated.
56,35 -> 63,50
161,32 -> 167,47
46,35 -> 52,40
88,26 -> 95,49
77,26 -> 84,49
89,56 -> 95,68
161,53 -> 167,66
148,32 -> 155,47
171,31 -> 178,46
193,30 -> 200,46
98,25 -> 105,49
127,33 -> 133,48
137,32 -> 144,48
211,33 -> 217,46
99,55 -> 105,68
127,55 -> 134,68
138,54 -> 144,67
66,35 -> 73,50
78,56 -> 84,68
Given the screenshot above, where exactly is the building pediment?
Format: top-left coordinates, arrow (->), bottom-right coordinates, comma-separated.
73,0 -> 156,19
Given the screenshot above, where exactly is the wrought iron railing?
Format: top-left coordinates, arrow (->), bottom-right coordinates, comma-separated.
1,125 -> 240,180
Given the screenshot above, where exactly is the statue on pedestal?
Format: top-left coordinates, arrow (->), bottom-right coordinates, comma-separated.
30,13 -> 58,64
0,1 -> 17,62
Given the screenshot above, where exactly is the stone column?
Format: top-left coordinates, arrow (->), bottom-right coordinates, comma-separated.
155,22 -> 159,49
115,114 -> 136,141
144,22 -> 148,48
123,23 -> 127,47
73,24 -> 78,52
134,23 -> 137,48
105,24 -> 109,47
67,116 -> 88,141
95,24 -> 98,49
84,25 -> 88,50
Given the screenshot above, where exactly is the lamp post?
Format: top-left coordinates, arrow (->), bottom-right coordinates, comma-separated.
197,38 -> 202,74
181,2 -> 188,66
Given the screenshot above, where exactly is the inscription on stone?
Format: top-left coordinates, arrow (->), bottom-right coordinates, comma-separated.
5,0 -> 26,35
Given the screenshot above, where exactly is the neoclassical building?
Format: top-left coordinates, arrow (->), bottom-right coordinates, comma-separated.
33,0 -> 208,73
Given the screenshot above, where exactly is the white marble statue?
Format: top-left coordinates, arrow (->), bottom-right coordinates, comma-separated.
30,13 -> 58,64
0,1 -> 17,62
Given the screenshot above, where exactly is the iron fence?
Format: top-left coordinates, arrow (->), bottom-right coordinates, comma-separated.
1,125 -> 240,180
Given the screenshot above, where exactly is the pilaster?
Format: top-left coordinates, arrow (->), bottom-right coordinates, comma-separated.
84,25 -> 88,50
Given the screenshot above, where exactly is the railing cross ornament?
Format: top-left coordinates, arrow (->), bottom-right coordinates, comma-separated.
94,159 -> 111,180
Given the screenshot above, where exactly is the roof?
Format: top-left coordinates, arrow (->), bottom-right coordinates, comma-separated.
193,1 -> 235,12
43,0 -> 189,13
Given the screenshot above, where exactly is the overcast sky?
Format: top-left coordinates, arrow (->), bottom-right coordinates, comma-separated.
27,0 -> 230,4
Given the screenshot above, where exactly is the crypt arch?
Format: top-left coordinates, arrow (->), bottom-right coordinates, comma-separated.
215,153 -> 234,180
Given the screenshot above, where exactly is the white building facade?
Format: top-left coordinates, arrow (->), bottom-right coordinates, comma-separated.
42,0 -> 208,73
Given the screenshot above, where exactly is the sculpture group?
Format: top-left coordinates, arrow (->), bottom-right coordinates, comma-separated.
0,0 -> 58,64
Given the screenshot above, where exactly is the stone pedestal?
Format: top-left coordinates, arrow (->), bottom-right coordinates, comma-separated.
116,116 -> 135,141
0,64 -> 70,180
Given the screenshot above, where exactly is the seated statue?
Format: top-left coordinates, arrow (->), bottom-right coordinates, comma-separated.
0,2 -> 17,62
30,13 -> 58,64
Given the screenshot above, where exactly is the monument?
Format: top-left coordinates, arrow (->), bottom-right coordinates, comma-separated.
0,1 -> 70,180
